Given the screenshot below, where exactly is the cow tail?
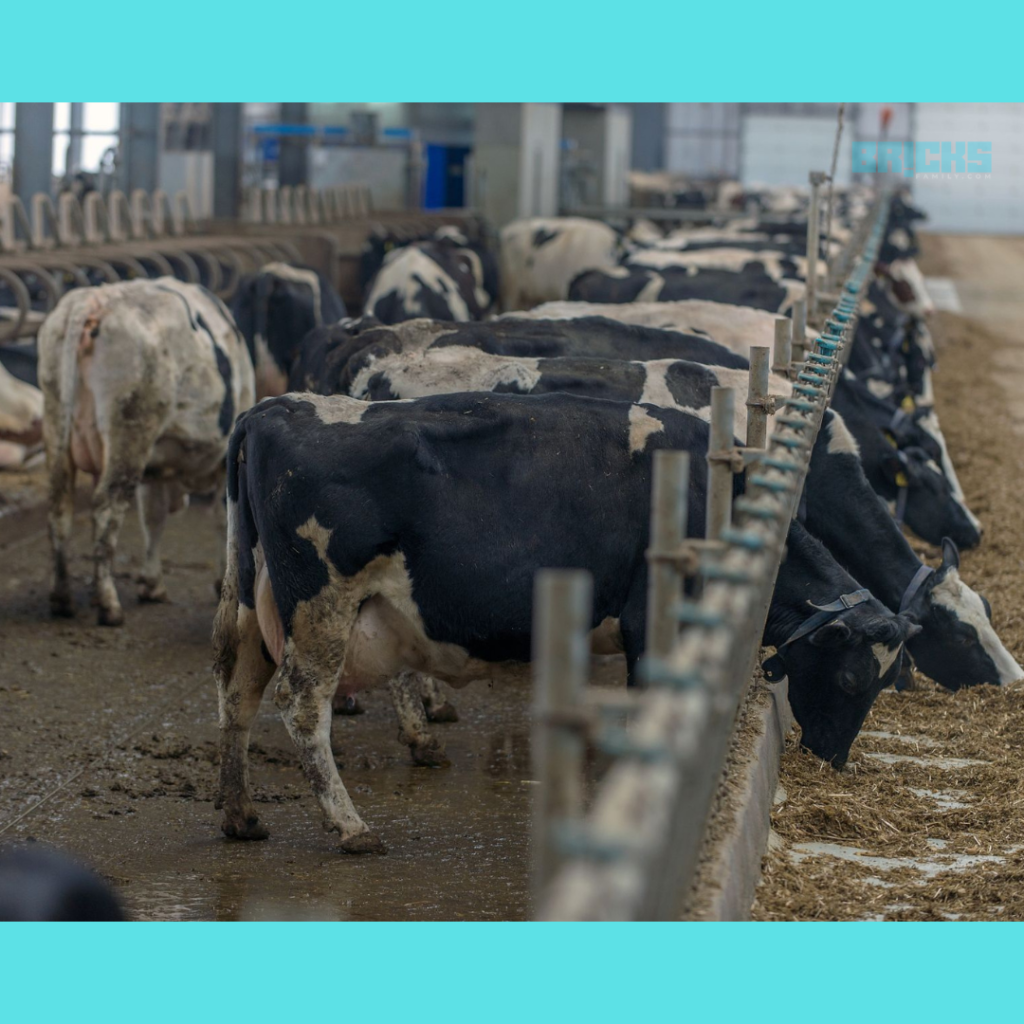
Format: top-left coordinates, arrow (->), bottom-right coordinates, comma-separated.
56,298 -> 95,458
212,416 -> 249,682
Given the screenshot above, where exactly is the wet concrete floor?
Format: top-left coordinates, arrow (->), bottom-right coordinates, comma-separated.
0,497 -> 595,919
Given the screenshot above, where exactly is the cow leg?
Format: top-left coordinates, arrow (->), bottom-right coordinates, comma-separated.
47,445 -> 77,618
209,477 -> 227,596
388,672 -> 450,767
421,675 -> 459,724
275,647 -> 386,854
90,471 -> 136,627
216,606 -> 276,840
619,572 -> 649,688
332,691 -> 365,716
136,480 -> 172,603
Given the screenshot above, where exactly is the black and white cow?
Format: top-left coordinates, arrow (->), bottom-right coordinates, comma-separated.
289,315 -> 748,397
509,297 -> 979,544
499,217 -> 621,310
364,230 -> 498,325
38,279 -> 255,625
626,245 -> 819,285
567,263 -> 791,313
214,391 -> 916,850
806,414 -> 1021,689
231,263 -> 347,398
326,338 -> 1016,695
830,371 -> 980,548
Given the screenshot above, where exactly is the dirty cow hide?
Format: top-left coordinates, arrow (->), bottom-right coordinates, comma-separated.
37,278 -> 255,626
212,390 -> 915,852
289,315 -> 748,396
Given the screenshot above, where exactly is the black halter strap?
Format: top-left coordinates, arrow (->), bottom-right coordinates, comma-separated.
763,590 -> 871,682
898,564 -> 934,615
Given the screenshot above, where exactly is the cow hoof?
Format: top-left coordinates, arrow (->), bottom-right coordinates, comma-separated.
334,695 -> 365,716
339,831 -> 387,855
98,606 -> 125,627
49,594 -> 75,618
222,817 -> 269,841
411,741 -> 450,768
138,584 -> 169,604
425,701 -> 459,724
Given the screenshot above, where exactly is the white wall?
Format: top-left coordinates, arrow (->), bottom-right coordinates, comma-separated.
911,103 -> 1024,234
741,114 -> 851,187
664,102 -> 741,178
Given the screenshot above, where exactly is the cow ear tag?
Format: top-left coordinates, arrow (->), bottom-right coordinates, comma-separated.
901,395 -> 916,412
762,654 -> 786,682
895,470 -> 909,488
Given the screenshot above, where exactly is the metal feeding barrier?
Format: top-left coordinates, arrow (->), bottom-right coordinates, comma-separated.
531,176 -> 890,920
0,183 -> 476,343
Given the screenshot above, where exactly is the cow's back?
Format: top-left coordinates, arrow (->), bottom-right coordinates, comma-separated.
38,279 -> 254,482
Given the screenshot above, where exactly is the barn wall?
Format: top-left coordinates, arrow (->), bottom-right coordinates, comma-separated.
911,103 -> 1024,234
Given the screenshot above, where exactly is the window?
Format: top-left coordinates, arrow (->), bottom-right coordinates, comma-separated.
52,102 -> 121,178
0,102 -> 14,182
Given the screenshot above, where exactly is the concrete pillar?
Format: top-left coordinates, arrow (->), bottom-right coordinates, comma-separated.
121,103 -> 160,194
631,103 -> 666,172
472,103 -> 562,226
68,103 -> 83,174
13,103 -> 54,202
211,103 -> 242,219
562,104 -> 633,207
279,102 -> 308,187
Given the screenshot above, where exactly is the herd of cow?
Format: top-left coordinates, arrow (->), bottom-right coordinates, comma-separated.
1,185 -> 1019,861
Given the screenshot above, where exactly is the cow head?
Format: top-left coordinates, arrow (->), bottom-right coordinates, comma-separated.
885,412 -> 943,465
903,539 -> 1024,690
765,599 -> 921,767
881,445 -> 982,549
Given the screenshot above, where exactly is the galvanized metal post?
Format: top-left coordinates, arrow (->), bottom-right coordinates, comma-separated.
746,347 -> 771,449
772,317 -> 792,377
706,386 -> 735,541
12,104 -> 54,207
532,568 -> 592,900
806,171 -> 826,323
645,451 -> 690,660
791,298 -> 807,368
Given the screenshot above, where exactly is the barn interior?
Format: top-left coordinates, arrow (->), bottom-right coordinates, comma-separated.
1,102 -> 1022,922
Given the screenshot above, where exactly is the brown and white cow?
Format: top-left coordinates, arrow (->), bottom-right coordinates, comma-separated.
37,279 -> 255,625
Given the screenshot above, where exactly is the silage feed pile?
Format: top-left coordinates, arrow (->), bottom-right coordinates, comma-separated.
754,292 -> 1024,921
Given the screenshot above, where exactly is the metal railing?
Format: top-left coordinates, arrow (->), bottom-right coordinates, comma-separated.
531,177 -> 890,920
0,184 -> 476,342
